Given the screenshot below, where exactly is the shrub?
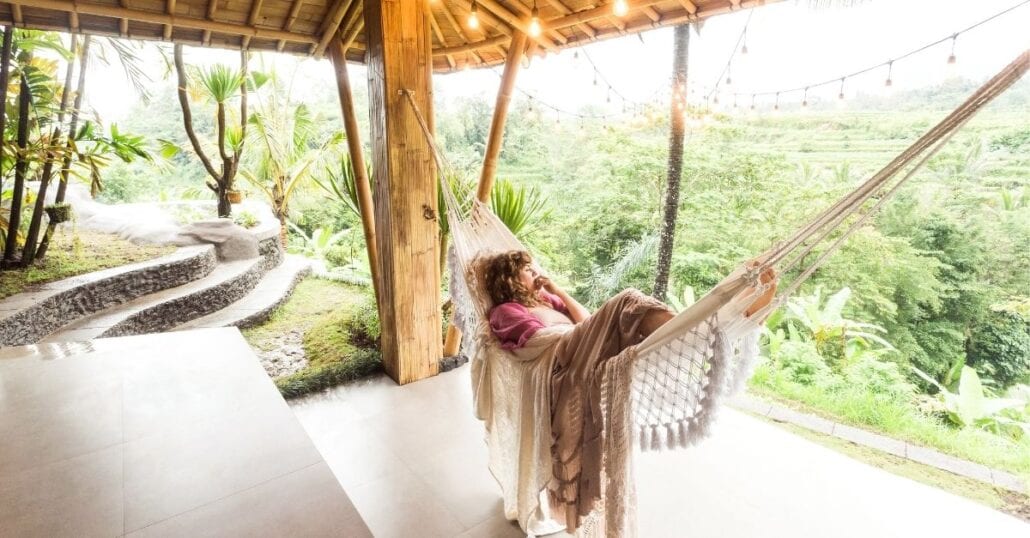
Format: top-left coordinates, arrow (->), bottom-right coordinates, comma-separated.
843,355 -> 915,402
967,309 -> 1030,389
349,293 -> 381,346
773,340 -> 837,387
275,348 -> 382,399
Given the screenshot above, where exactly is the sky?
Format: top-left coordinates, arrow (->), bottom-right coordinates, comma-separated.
85,0 -> 1030,122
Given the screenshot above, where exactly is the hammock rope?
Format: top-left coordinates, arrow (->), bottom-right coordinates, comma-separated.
399,49 -> 1028,454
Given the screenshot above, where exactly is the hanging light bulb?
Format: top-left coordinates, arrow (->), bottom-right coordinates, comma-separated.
607,87 -> 612,103
528,2 -> 542,37
774,92 -> 780,111
613,0 -> 629,17
802,87 -> 808,107
468,1 -> 479,29
947,33 -> 958,65
750,93 -> 756,110
884,60 -> 894,87
740,30 -> 748,55
725,66 -> 732,87
593,70 -> 598,86
838,77 -> 846,100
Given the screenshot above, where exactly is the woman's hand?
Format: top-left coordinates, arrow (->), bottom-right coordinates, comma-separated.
534,275 -> 559,294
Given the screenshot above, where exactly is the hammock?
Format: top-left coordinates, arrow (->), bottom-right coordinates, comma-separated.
404,50 -> 1028,535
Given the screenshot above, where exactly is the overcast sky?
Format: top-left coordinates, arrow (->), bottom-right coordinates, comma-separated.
86,0 -> 1029,122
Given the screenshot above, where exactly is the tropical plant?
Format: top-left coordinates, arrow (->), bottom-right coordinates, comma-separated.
315,152 -> 373,219
173,44 -> 248,218
912,365 -> 1027,440
241,68 -> 343,244
966,307 -> 1030,389
489,178 -> 550,239
778,287 -> 895,365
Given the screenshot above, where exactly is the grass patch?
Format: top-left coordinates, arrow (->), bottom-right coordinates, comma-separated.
0,229 -> 174,300
748,370 -> 1030,483
748,412 -> 1030,522
241,277 -> 382,399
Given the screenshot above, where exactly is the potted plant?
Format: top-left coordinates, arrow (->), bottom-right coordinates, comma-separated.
227,189 -> 243,204
44,202 -> 73,224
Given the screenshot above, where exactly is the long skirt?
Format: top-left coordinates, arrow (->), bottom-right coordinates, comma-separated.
548,288 -> 673,533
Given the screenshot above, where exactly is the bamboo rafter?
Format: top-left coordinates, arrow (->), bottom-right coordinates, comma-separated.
0,0 -> 781,70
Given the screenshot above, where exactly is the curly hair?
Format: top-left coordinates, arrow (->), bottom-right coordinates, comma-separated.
482,250 -> 542,307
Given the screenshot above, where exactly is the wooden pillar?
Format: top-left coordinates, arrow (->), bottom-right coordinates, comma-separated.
364,0 -> 441,384
442,30 -> 527,357
476,30 -> 527,202
328,39 -> 383,312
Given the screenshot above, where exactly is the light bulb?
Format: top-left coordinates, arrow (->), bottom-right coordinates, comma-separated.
613,0 -> 629,17
529,5 -> 542,37
468,2 -> 479,29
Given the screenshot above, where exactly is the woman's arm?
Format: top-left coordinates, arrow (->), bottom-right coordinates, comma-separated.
536,277 -> 590,323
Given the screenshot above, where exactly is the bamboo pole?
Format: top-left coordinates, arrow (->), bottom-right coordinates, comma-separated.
476,0 -> 558,51
3,0 -> 319,45
443,30 -> 527,357
327,39 -> 382,311
242,0 -> 265,48
313,0 -> 353,57
0,27 -> 12,195
277,0 -> 306,51
477,31 -> 526,201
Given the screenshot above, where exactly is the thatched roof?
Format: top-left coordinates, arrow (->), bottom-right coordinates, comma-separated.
0,0 -> 771,70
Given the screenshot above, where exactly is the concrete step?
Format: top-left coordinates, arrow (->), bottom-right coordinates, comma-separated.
175,255 -> 312,331
41,256 -> 268,343
0,245 -> 217,347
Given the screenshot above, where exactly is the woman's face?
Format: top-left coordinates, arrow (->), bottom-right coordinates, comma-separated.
517,262 -> 538,292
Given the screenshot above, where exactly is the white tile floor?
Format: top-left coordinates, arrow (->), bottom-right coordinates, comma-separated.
291,365 -> 1030,538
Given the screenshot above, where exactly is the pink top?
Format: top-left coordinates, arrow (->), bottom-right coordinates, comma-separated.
489,291 -> 570,350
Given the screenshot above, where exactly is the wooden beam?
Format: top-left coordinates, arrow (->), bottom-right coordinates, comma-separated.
437,1 -> 487,66
340,14 -> 364,51
163,0 -> 175,40
548,0 -> 665,30
543,0 -> 595,38
118,0 -> 128,36
477,0 -> 557,50
69,10 -> 78,32
641,6 -> 660,22
313,0 -> 353,57
426,5 -> 453,68
277,0 -> 305,50
434,35 -> 507,55
679,0 -> 699,14
241,0 -> 264,48
363,0 -> 441,384
202,0 -> 218,45
477,31 -> 526,202
328,39 -> 382,320
3,0 -> 319,44
12,4 -> 23,25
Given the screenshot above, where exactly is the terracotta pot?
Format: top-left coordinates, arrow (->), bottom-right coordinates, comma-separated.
227,190 -> 243,204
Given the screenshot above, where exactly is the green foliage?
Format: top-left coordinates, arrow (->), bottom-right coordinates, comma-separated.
770,340 -> 837,387
196,64 -> 243,104
315,153 -> 372,219
843,355 -> 915,402
489,178 -> 550,239
912,366 -> 1027,440
275,347 -> 382,399
232,210 -> 259,229
967,308 -> 1030,389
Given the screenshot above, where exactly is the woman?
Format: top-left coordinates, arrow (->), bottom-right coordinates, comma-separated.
479,250 -> 777,533
484,250 -> 674,352
481,250 -> 677,533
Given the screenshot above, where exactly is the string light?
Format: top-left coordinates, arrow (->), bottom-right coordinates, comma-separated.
884,60 -> 893,87
740,28 -> 749,55
750,93 -> 756,110
468,1 -> 479,29
838,77 -> 845,100
774,92 -> 780,111
528,2 -> 542,37
947,33 -> 958,64
613,0 -> 629,17
725,64 -> 732,86
801,87 -> 808,107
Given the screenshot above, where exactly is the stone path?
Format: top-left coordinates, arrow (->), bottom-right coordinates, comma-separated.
732,393 -> 1027,494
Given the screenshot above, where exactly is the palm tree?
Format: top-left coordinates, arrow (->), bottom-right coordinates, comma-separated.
242,69 -> 343,245
653,23 -> 691,299
173,44 -> 248,218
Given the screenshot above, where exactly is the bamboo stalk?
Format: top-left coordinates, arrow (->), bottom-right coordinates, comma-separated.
164,0 -> 176,40
202,0 -> 217,45
242,0 -> 265,48
477,31 -> 527,202
313,0 -> 353,56
277,0 -> 306,51
328,40 -> 382,310
476,0 -> 557,50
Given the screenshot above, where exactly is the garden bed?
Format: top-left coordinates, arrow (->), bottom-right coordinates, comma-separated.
241,278 -> 382,398
0,230 -> 174,300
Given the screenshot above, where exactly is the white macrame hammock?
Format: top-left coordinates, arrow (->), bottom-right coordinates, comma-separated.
402,50 -> 1027,534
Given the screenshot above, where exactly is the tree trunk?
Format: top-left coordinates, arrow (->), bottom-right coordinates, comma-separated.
652,24 -> 691,300
22,36 -> 77,265
2,52 -> 33,267
37,35 -> 91,261
0,27 -> 12,195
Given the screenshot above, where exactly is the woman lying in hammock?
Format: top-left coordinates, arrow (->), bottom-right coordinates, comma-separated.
480,249 -> 778,533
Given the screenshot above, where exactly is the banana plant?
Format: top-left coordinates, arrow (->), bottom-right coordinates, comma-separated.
912,365 -> 1027,439
782,287 -> 895,357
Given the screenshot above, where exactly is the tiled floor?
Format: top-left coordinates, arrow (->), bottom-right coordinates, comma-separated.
0,329 -> 370,537
291,366 -> 1030,538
